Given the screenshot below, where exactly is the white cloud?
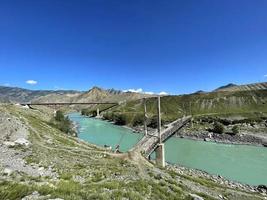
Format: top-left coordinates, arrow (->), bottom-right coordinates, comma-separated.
123,88 -> 171,96
54,86 -> 65,90
123,88 -> 143,93
3,83 -> 10,86
144,91 -> 154,95
123,88 -> 169,95
159,91 -> 168,95
26,80 -> 38,85
264,75 -> 267,78
123,88 -> 156,95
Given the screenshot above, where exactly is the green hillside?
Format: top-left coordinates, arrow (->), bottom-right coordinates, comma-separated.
0,105 -> 263,199
87,90 -> 267,126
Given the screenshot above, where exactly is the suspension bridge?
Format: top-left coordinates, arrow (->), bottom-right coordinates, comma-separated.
21,99 -> 191,167
20,102 -> 118,116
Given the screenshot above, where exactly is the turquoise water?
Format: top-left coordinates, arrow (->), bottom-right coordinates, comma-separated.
162,138 -> 267,185
68,113 -> 143,152
69,112 -> 267,185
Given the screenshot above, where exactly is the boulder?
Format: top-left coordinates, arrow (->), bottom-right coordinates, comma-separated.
262,140 -> 267,147
189,193 -> 204,200
38,167 -> 44,171
49,198 -> 64,200
3,168 -> 13,176
21,191 -> 40,200
14,138 -> 30,146
257,185 -> 267,193
3,141 -> 15,148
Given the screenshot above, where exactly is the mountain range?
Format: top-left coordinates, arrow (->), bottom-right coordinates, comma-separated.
0,86 -> 152,103
214,82 -> 267,92
0,82 -> 266,104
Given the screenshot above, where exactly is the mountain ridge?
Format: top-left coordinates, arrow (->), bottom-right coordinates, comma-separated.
214,82 -> 267,92
1,81 -> 267,104
0,85 -> 152,103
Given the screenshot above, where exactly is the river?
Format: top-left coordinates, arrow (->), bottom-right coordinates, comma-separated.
68,112 -> 267,186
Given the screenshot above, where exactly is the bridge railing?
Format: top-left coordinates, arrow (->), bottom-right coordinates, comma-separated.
143,116 -> 191,157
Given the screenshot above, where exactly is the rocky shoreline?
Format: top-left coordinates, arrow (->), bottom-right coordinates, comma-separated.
78,113 -> 267,148
175,130 -> 267,147
65,114 -> 267,195
127,122 -> 267,147
167,164 -> 267,195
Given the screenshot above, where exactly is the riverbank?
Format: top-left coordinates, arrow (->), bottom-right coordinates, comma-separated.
175,130 -> 267,147
167,164 -> 267,195
74,114 -> 267,186
125,122 -> 267,147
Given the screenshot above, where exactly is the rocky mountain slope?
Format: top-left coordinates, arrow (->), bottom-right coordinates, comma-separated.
2,81 -> 266,105
214,82 -> 267,92
72,87 -> 153,103
101,86 -> 267,127
0,104 -> 265,200
0,86 -> 81,103
0,86 -> 152,104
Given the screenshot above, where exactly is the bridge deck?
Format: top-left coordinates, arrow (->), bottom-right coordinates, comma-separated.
131,116 -> 191,157
21,102 -> 118,106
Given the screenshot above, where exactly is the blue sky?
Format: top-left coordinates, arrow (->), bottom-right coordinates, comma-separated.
0,0 -> 267,94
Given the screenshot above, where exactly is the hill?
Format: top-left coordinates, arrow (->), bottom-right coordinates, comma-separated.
72,87 -> 152,103
0,104 -> 263,199
214,82 -> 267,92
100,88 -> 267,126
0,86 -> 81,103
0,86 -> 152,104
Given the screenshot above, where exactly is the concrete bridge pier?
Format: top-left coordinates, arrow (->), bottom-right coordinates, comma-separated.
155,143 -> 165,167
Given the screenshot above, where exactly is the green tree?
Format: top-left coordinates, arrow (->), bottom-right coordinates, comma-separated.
148,115 -> 158,129
55,110 -> 65,122
132,114 -> 144,126
213,122 -> 224,134
114,114 -> 127,125
232,125 -> 239,135
81,109 -> 87,116
54,111 -> 73,134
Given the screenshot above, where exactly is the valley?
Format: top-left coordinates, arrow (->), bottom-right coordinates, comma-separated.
0,104 -> 266,200
0,82 -> 267,199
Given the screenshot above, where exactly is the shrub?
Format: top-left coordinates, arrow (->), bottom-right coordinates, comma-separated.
54,111 -> 73,134
81,109 -> 87,116
148,115 -> 158,128
114,114 -> 127,125
132,114 -> 144,126
81,109 -> 97,117
232,125 -> 239,135
218,118 -> 232,126
212,122 -> 224,134
55,110 -> 65,121
103,112 -> 113,121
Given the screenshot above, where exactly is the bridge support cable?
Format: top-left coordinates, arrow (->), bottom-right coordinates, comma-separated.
157,96 -> 162,143
143,98 -> 148,136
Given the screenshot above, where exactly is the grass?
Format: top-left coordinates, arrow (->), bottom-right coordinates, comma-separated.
99,90 -> 267,126
0,178 -> 190,200
0,104 -> 265,200
0,181 -> 33,200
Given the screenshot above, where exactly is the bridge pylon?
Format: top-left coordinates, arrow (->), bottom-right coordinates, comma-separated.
143,98 -> 148,136
155,96 -> 165,167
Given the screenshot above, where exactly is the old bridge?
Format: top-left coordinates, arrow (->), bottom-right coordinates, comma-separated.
20,102 -> 118,116
21,99 -> 191,167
